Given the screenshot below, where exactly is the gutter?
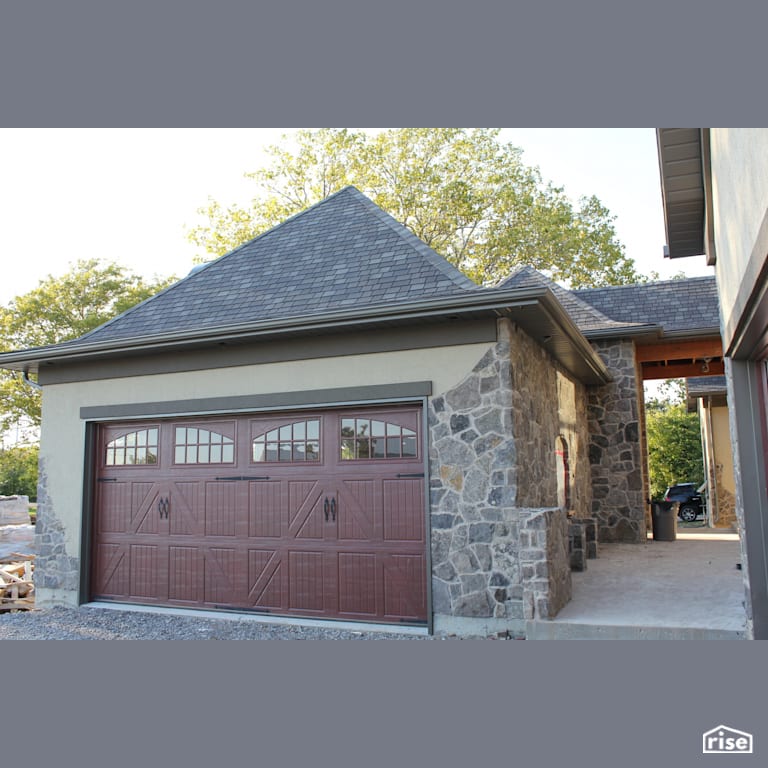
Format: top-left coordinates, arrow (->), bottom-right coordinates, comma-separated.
0,286 -> 613,387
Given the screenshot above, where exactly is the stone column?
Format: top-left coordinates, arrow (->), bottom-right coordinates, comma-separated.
587,339 -> 647,543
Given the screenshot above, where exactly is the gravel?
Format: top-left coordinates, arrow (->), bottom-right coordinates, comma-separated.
0,605 -> 434,640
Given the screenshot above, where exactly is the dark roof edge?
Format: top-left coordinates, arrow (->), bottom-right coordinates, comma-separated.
534,291 -> 612,384
0,288 -> 547,366
582,325 -> 661,341
0,285 -> 611,385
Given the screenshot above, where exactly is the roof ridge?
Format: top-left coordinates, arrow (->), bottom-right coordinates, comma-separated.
73,187 -> 373,343
497,265 -> 650,332
575,274 -> 716,293
343,186 -> 479,291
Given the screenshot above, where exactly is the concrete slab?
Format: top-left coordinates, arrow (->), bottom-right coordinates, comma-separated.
526,531 -> 747,640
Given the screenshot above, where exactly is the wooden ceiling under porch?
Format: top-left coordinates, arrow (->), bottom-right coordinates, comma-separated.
636,336 -> 724,380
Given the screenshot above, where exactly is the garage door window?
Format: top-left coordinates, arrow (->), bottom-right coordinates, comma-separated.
252,419 -> 321,463
174,427 -> 235,464
105,428 -> 159,466
340,418 -> 417,460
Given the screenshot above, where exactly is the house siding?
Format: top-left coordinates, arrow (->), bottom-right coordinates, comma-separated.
429,319 -> 590,634
33,341 -> 495,609
587,339 -> 647,543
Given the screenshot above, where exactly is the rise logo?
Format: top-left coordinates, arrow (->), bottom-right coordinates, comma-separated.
702,725 -> 754,754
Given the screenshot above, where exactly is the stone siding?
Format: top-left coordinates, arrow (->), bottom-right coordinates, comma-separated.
33,460 -> 80,602
429,319 -> 586,631
520,507 -> 571,619
588,340 -> 646,543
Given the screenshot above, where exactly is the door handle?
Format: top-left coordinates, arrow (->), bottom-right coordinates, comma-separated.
158,496 -> 170,519
330,497 -> 336,522
324,497 -> 330,522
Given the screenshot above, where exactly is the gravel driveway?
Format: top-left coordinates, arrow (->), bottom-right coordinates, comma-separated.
0,604 -> 433,640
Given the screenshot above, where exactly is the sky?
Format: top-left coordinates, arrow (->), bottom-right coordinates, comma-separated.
0,128 -> 713,305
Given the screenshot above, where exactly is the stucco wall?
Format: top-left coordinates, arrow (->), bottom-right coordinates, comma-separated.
35,341 -> 494,607
710,128 -> 768,348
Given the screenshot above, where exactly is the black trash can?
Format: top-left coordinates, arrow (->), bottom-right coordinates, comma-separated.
651,501 -> 677,541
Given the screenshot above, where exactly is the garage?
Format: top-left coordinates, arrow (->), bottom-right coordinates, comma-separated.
90,405 -> 428,625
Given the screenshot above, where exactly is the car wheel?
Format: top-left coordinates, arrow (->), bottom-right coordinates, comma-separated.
680,505 -> 698,522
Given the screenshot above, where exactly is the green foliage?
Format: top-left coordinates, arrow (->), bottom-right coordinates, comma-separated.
0,444 -> 39,500
0,259 -> 177,431
646,391 -> 704,499
188,128 -> 642,289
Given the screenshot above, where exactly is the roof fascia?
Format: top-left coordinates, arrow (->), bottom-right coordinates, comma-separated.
0,286 -> 612,386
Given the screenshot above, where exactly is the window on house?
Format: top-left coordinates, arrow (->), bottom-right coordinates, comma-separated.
340,418 -> 417,460
105,428 -> 159,466
174,427 -> 235,464
252,419 -> 321,462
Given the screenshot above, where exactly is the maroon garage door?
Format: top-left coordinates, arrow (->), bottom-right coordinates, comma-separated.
90,406 -> 427,624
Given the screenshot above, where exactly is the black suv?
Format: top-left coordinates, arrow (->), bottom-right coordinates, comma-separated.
664,483 -> 705,522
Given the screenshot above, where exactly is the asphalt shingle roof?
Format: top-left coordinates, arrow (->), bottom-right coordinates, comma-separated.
686,375 -> 727,398
76,186 -> 481,345
498,266 -> 652,335
574,276 -> 720,334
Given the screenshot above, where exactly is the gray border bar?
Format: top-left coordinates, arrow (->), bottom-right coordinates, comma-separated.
80,381 -> 433,421
40,320 -> 497,385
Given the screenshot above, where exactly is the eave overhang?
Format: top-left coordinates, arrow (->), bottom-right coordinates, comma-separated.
0,287 -> 612,387
656,128 -> 711,261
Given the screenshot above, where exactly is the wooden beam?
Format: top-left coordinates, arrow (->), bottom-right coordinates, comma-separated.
642,360 -> 725,380
635,338 -> 723,363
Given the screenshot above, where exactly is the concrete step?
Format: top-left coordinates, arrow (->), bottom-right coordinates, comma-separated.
525,620 -> 745,640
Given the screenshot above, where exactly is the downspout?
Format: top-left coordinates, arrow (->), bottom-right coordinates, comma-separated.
22,368 -> 42,391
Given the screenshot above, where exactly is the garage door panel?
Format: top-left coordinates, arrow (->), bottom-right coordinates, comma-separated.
170,482 -> 204,536
97,482 -> 131,533
129,544 -> 162,599
248,481 -> 282,538
383,478 -> 425,542
204,481 -> 240,537
288,480 -> 326,540
382,554 -> 427,620
203,547 -> 238,604
168,545 -> 201,602
288,551 -> 327,612
336,480 -> 377,541
132,485 -> 164,535
337,552 -> 378,616
248,548 -> 283,608
94,543 -> 129,597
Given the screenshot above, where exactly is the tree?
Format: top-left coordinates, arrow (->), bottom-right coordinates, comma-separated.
0,444 -> 39,499
645,380 -> 704,499
0,259 -> 177,431
188,128 -> 642,288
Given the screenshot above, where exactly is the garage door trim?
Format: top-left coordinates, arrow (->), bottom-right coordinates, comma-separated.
80,381 -> 432,421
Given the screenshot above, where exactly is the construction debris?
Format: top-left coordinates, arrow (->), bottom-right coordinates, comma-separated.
0,554 -> 35,612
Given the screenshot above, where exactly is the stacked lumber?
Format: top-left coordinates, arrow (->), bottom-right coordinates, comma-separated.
0,554 -> 35,612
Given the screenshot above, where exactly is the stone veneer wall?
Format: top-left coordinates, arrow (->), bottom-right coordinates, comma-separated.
429,319 -> 585,631
556,372 -> 592,520
33,460 -> 80,601
587,339 -> 646,543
